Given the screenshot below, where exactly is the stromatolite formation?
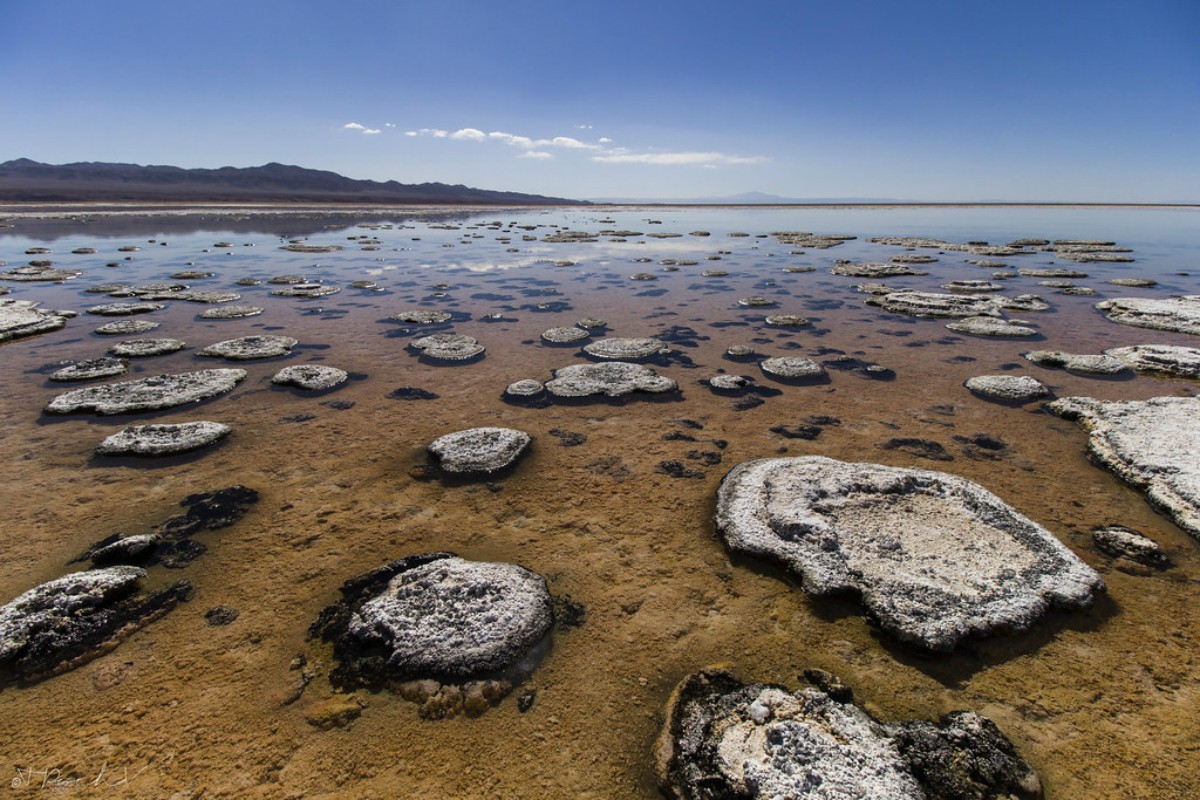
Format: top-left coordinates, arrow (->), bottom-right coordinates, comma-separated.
656,669 -> 1043,800
95,421 -> 233,456
427,427 -> 532,474
0,299 -> 72,343
544,362 -> 677,398
1096,296 -> 1200,335
582,337 -> 665,360
1103,345 -> 1200,379
198,335 -> 298,360
44,369 -> 246,415
49,357 -> 128,381
272,365 -> 349,391
1049,396 -> 1200,539
965,375 -> 1050,404
1023,350 -> 1128,375
715,456 -> 1103,650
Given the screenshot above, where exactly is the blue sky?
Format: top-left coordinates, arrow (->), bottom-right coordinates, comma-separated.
1,0 -> 1197,201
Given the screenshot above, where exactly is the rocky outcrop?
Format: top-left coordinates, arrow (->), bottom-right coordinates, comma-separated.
656,669 -> 1042,800
198,335 -> 298,360
95,421 -> 233,456
545,362 -> 677,398
0,299 -> 71,343
1096,296 -> 1200,335
1104,345 -> 1200,379
965,375 -> 1051,404
1049,396 -> 1200,539
427,427 -> 532,474
44,369 -> 246,415
715,456 -> 1102,650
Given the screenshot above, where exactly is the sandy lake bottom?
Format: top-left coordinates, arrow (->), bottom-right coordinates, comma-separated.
1,205 -> 1198,798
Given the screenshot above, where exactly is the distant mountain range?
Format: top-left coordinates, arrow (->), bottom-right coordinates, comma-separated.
0,159 -> 583,205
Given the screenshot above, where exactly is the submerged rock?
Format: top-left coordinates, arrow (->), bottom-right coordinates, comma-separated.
313,553 -> 552,686
715,456 -> 1102,650
1096,296 -> 1200,335
199,305 -> 264,319
760,356 -> 826,381
96,421 -> 233,456
831,262 -> 929,278
392,309 -> 453,324
85,302 -> 163,316
49,356 -> 128,382
656,669 -> 1042,800
198,335 -> 298,360
540,326 -> 590,344
427,427 -> 532,474
545,362 -> 677,398
45,369 -> 246,415
503,379 -> 545,401
94,319 -> 159,335
1023,350 -> 1128,375
945,316 -> 1038,338
965,375 -> 1051,404
108,338 -> 187,358
410,333 -> 485,362
139,289 -> 242,304
0,299 -> 71,342
1049,396 -> 1200,539
583,337 -> 665,360
270,283 -> 340,298
0,567 -> 191,685
1092,525 -> 1171,569
1104,344 -> 1200,379
272,365 -> 348,390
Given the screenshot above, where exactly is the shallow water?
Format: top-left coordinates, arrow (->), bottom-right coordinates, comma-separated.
1,205 -> 1199,798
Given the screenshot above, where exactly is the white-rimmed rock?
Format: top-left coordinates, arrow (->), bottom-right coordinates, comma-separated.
965,375 -> 1050,403
49,357 -> 128,382
108,338 -> 186,358
85,302 -> 163,316
44,369 -> 246,415
96,421 -> 232,456
198,335 -> 297,360
760,356 -> 826,381
272,365 -> 348,391
1049,396 -> 1200,539
428,427 -> 532,474
583,337 -> 665,360
1104,344 -> 1200,378
546,362 -> 677,398
94,319 -> 159,335
199,305 -> 264,319
715,456 -> 1103,650
1023,350 -> 1128,375
1096,296 -> 1200,335
411,333 -> 485,362
0,299 -> 71,342
345,555 -> 552,679
945,317 -> 1038,337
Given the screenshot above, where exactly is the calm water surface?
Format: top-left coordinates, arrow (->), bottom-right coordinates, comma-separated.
1,205 -> 1198,799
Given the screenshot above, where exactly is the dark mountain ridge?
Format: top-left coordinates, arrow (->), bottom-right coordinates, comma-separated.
0,159 -> 583,205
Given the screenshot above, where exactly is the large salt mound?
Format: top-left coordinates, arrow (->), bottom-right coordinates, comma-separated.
715,456 -> 1103,650
1049,396 -> 1200,539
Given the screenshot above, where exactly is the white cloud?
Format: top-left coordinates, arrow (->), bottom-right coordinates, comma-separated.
384,123 -> 396,128
405,128 -> 449,138
518,151 -> 554,160
362,129 -> 382,135
576,124 -> 593,130
489,131 -> 535,148
451,128 -> 487,141
598,137 -> 612,144
591,151 -> 768,166
546,136 -> 599,150
343,122 -> 366,130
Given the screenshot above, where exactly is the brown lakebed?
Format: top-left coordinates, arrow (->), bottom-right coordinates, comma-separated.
0,205 -> 1198,798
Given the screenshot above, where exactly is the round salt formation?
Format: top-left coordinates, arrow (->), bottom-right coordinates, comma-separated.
1023,350 -> 1128,375
428,427 -> 532,474
272,365 -> 348,391
270,283 -> 340,298
737,296 -> 777,308
715,456 -> 1103,650
49,357 -> 128,382
540,326 -> 590,344
545,362 -> 677,398
945,317 -> 1038,337
582,337 -> 664,360
199,305 -> 264,319
95,319 -> 159,335
764,314 -> 810,327
96,421 -> 232,456
504,379 -> 545,400
410,333 -> 485,362
657,670 -> 1043,800
109,338 -> 186,358
44,369 -> 246,415
392,309 -> 453,324
760,356 -> 826,381
1104,344 -> 1200,378
337,554 -> 552,681
198,335 -> 298,360
1096,296 -> 1200,335
965,375 -> 1050,404
85,302 -> 163,316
